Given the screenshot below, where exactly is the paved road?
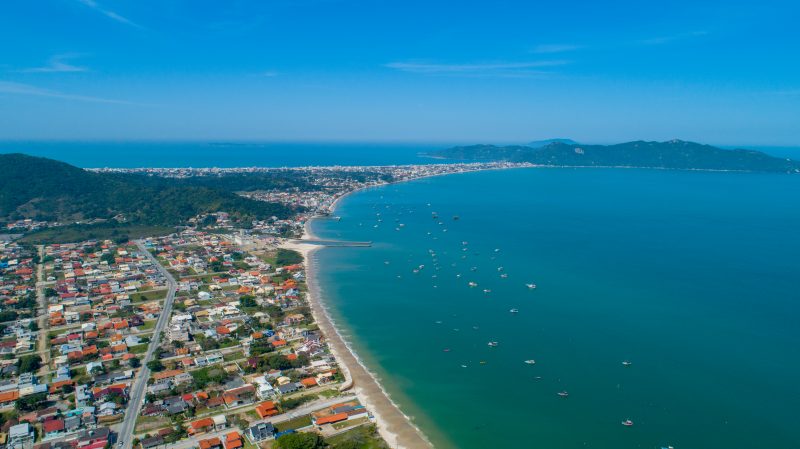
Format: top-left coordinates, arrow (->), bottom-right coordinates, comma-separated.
118,241 -> 178,449
35,245 -> 51,376
155,395 -> 358,449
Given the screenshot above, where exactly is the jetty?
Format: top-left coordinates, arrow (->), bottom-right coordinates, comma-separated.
290,239 -> 372,247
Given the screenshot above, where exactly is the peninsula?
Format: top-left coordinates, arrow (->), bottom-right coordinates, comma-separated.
432,139 -> 800,173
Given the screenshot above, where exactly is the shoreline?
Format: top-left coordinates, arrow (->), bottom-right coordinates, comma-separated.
281,220 -> 434,449
278,165 -> 522,448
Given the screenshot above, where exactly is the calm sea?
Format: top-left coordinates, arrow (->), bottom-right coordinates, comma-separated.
311,167 -> 800,449
0,141 -> 453,167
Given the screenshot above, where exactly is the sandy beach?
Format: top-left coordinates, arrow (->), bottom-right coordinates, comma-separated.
282,226 -> 433,449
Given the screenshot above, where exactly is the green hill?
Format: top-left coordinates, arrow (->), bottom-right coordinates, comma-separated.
0,153 -> 297,226
433,140 -> 800,173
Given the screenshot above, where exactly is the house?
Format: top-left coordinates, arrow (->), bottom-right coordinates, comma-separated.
211,414 -> 227,431
42,419 -> 65,439
276,382 -> 300,395
246,422 -> 275,443
197,437 -> 221,449
314,412 -> 348,425
223,432 -> 242,449
8,423 -> 34,448
188,418 -> 215,435
254,401 -> 278,419
139,436 -> 164,449
222,385 -> 255,408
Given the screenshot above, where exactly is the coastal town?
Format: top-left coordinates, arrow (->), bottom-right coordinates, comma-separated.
0,161 -> 527,449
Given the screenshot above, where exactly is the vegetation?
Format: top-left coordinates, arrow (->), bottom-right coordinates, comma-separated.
276,248 -> 303,266
17,354 -> 42,373
146,360 -> 165,371
273,432 -> 325,449
16,392 -> 47,412
434,140 -> 800,173
0,153 -> 302,241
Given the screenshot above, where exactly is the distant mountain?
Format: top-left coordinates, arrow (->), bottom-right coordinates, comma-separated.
0,153 -> 297,225
528,138 -> 578,148
433,140 -> 800,173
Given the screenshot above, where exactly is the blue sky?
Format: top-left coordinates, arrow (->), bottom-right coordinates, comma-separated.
1,0 -> 798,145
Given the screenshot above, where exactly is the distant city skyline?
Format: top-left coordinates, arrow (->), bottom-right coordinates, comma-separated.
1,0 -> 799,145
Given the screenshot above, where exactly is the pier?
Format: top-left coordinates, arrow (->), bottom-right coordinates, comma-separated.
291,239 -> 372,247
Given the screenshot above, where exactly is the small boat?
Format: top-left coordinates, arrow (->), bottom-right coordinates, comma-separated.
557,391 -> 569,398
494,248 -> 501,252
621,419 -> 634,427
487,341 -> 498,347
483,289 -> 492,294
500,273 -> 508,278
510,308 -> 519,313
468,281 -> 478,287
443,348 -> 450,352
470,267 -> 477,271
526,283 -> 537,289
479,361 -> 487,365
524,359 -> 536,365
622,360 -> 632,367
412,269 -> 419,274
497,266 -> 504,271
461,364 -> 468,368
435,321 -> 442,324
384,261 -> 390,265
462,241 -> 468,245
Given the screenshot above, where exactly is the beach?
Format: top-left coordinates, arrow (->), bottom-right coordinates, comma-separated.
281,225 -> 433,449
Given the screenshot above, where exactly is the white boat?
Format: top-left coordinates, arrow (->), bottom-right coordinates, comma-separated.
500,273 -> 508,278
622,360 -> 632,367
621,419 -> 634,427
497,266 -> 504,271
510,308 -> 519,313
524,359 -> 536,364
526,283 -> 537,289
468,281 -> 478,287
487,341 -> 498,347
557,391 -> 569,398
483,289 -> 491,294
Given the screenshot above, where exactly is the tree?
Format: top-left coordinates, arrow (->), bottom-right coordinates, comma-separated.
17,354 -> 42,373
129,357 -> 141,368
273,433 -> 325,449
16,392 -> 47,412
147,360 -> 165,372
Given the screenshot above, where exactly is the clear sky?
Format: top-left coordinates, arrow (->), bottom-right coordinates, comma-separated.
1,0 -> 798,145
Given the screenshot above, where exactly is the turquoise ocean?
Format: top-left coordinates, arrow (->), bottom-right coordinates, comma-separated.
311,167 -> 800,449
3,143 -> 800,448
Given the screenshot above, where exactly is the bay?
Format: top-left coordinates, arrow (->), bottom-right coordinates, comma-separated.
311,167 -> 800,449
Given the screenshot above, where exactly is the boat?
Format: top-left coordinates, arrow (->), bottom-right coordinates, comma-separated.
479,361 -> 487,365
524,359 -> 535,364
621,419 -> 634,427
510,308 -> 519,313
443,348 -> 450,352
557,391 -> 569,398
526,283 -> 537,289
461,364 -> 468,368
468,281 -> 478,287
483,289 -> 491,294
497,266 -> 504,271
494,248 -> 501,252
500,273 -> 508,278
622,360 -> 632,367
487,341 -> 498,347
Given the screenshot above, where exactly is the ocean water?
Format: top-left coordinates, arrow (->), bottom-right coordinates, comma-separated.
0,141 -> 453,167
311,168 -> 800,449
1,141 -> 797,168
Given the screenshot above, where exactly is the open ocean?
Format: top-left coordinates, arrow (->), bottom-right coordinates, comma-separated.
311,168 -> 800,449
3,142 -> 799,448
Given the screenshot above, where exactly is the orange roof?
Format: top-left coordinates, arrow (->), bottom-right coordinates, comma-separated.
0,390 -> 19,402
271,339 -> 286,347
190,418 -> 215,432
225,432 -> 241,442
316,412 -> 348,425
255,401 -> 278,418
198,437 -> 221,449
152,369 -> 184,380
